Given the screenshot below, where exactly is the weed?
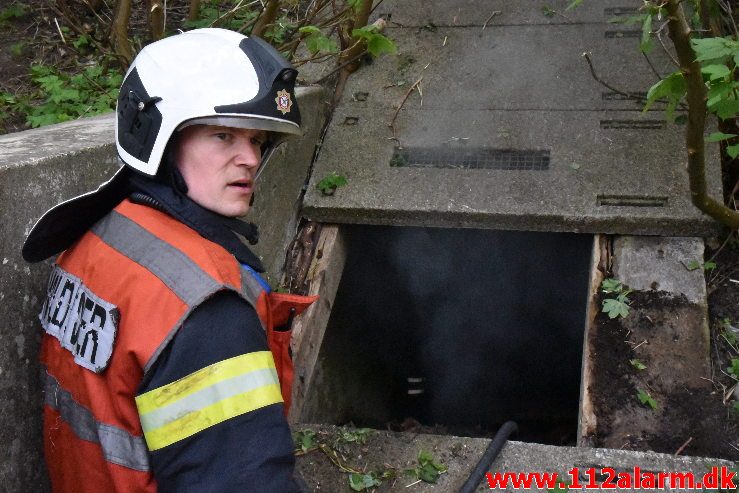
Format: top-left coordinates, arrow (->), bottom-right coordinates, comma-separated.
9,41 -> 26,57
336,427 -> 372,445
20,64 -> 122,128
0,3 -> 28,25
548,480 -> 572,493
601,278 -> 631,319
317,172 -> 347,196
348,472 -> 382,491
298,26 -> 338,55
686,259 -> 717,271
183,0 -> 259,31
351,24 -> 396,58
404,450 -> 447,484
630,359 -> 647,370
541,6 -> 556,18
636,388 -> 658,410
293,429 -> 317,453
727,358 -> 739,380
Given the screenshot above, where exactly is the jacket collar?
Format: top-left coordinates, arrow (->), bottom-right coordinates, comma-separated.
128,175 -> 265,272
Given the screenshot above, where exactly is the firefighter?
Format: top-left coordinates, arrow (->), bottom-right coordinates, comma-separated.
22,28 -> 315,492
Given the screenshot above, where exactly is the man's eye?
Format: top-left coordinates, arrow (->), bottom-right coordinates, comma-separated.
215,133 -> 230,141
251,137 -> 265,146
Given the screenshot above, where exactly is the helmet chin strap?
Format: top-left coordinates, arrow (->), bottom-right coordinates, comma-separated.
254,144 -> 279,182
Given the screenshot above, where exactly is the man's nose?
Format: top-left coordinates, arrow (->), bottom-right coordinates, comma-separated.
235,140 -> 261,168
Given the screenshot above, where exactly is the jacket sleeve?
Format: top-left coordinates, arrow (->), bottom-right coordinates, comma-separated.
136,290 -> 300,493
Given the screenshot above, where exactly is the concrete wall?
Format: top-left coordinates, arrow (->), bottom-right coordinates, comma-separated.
0,86 -> 326,491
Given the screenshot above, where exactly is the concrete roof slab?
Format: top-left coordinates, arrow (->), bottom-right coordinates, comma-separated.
305,106 -> 722,235
343,25 -> 674,112
373,0 -> 644,27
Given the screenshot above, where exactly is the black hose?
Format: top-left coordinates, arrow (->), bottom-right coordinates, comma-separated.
458,421 -> 518,493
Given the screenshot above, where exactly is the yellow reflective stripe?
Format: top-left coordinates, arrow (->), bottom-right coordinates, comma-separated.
135,352 -> 283,451
136,351 -> 275,415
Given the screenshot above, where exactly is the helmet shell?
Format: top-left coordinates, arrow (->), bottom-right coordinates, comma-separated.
115,28 -> 301,176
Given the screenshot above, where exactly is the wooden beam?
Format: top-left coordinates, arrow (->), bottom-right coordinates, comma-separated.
288,224 -> 346,422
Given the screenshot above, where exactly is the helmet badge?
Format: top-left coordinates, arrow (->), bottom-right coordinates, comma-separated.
275,89 -> 293,115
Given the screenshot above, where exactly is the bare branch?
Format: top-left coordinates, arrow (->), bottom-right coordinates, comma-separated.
252,0 -> 279,37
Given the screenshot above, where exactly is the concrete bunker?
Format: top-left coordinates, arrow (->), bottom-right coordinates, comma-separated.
299,225 -> 594,445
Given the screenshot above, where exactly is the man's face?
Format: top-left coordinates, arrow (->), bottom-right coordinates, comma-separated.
175,124 -> 267,217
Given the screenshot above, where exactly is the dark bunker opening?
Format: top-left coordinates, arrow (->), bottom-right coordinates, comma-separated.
304,225 -> 594,445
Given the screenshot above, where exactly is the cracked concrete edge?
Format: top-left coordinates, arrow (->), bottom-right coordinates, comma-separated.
612,236 -> 708,306
296,424 -> 737,492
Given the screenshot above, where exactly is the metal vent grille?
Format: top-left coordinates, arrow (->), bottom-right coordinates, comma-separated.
605,30 -> 641,38
597,195 -> 668,207
390,147 -> 550,170
602,91 -> 647,101
604,7 -> 639,16
600,119 -> 664,130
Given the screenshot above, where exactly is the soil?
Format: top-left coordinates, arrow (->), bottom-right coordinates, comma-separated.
588,248 -> 739,461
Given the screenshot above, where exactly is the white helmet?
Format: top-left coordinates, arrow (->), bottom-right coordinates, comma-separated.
23,28 -> 301,263
116,28 -> 301,176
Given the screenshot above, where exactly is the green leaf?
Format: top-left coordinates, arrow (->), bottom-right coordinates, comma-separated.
548,481 -> 572,493
298,25 -> 321,35
686,259 -> 701,270
600,278 -> 623,294
0,3 -> 28,21
299,26 -> 338,54
346,0 -> 362,11
707,81 -> 733,108
702,63 -> 732,81
602,298 -> 630,319
565,0 -> 583,11
317,172 -> 348,195
419,462 -> 441,483
636,389 -> 658,409
630,359 -> 647,370
727,358 -> 739,378
691,37 -> 739,64
349,473 -> 381,491
541,6 -> 556,17
640,14 -> 653,54
293,429 -> 316,452
712,98 -> 739,120
703,261 -> 717,271
644,72 -> 686,119
706,132 -> 737,142
367,34 -> 396,57
727,144 -> 739,158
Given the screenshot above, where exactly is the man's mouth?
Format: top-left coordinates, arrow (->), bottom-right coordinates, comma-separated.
228,179 -> 252,189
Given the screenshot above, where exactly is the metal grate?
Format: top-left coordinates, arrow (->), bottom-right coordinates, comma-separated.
604,7 -> 639,17
390,147 -> 550,170
600,119 -> 664,130
604,30 -> 641,39
602,91 -> 647,101
597,195 -> 668,207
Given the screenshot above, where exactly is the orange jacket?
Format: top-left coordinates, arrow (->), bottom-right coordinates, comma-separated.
40,199 -> 315,492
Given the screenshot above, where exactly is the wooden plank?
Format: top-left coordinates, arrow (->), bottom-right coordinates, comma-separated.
288,224 -> 346,422
577,234 -> 606,446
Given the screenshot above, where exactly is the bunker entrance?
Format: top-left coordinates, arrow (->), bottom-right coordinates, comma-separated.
303,225 -> 594,445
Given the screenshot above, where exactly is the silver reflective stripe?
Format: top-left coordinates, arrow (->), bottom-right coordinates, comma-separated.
240,265 -> 264,306
42,369 -> 150,471
91,207 -> 263,373
91,210 -> 220,306
138,367 -> 279,431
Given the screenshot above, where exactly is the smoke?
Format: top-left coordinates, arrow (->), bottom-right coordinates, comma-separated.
320,225 -> 592,440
